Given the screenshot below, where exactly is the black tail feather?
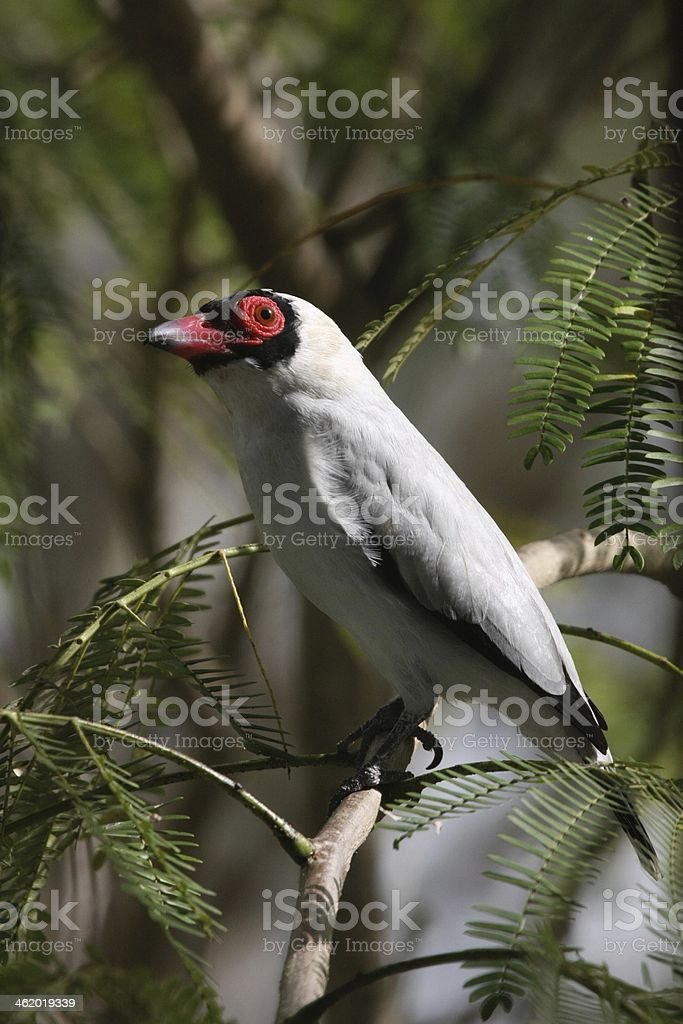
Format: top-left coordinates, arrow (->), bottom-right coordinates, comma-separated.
612,782 -> 659,878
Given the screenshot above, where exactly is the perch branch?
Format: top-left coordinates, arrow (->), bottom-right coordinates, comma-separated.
275,790 -> 383,1023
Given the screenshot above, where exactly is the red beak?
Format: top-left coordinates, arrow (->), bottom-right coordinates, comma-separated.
146,314 -> 230,360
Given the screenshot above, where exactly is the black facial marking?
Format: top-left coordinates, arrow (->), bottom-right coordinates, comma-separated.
191,289 -> 300,376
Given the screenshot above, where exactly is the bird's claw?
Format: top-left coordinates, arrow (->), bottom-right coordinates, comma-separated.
414,726 -> 444,769
331,705 -> 441,813
337,702 -> 442,768
328,763 -> 412,815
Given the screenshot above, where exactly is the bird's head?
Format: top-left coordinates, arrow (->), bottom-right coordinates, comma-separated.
146,289 -> 362,401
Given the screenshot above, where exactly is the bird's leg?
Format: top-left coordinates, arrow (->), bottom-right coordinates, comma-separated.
337,698 -> 442,767
331,705 -> 443,813
337,697 -> 404,763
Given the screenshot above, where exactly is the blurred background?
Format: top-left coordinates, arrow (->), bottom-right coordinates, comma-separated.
0,1 -> 681,1021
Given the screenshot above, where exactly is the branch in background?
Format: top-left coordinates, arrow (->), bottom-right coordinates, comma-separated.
281,949 -> 522,1024
281,949 -> 521,1024
105,0 -> 343,306
276,525 -> 681,1021
517,527 -> 683,599
279,945 -> 671,1024
1,750 -> 352,841
248,172 -> 616,285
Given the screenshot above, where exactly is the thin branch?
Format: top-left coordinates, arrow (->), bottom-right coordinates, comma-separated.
2,709 -> 313,864
220,549 -> 289,761
117,512 -> 254,572
1,750 -> 352,839
559,623 -> 683,680
51,541 -> 268,671
280,948 -> 522,1024
279,945 -> 678,1024
247,172 -> 617,286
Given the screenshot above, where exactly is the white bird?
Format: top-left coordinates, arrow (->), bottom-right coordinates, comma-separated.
148,288 -> 655,870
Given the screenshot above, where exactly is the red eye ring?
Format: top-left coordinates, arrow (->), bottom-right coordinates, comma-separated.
238,295 -> 285,339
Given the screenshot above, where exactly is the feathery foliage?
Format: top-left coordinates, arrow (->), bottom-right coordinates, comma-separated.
0,515 -> 295,1007
0,953 -> 236,1024
351,144 -> 683,569
510,182 -> 683,568
383,757 -> 683,1021
355,146 -> 679,372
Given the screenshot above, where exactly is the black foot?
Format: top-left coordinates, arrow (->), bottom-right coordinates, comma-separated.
329,762 -> 412,815
337,697 -> 404,763
331,701 -> 443,815
337,699 -> 442,766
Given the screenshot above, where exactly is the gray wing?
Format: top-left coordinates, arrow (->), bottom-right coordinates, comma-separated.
310,409 -> 606,747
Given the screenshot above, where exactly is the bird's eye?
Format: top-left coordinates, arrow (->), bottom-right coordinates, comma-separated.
254,303 -> 274,323
237,294 -> 286,338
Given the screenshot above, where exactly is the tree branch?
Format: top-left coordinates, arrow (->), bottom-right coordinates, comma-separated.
3,709 -> 314,864
275,789 -> 382,1023
104,0 -> 343,306
517,527 -> 683,598
280,949 -> 521,1024
559,623 -> 683,680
